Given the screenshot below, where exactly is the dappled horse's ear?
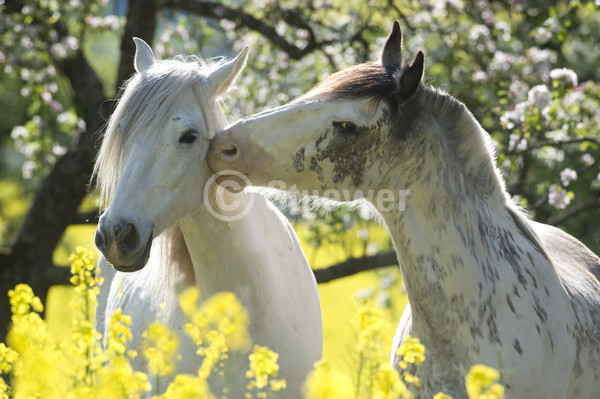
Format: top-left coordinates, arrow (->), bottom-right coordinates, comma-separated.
381,21 -> 402,70
133,37 -> 155,73
398,51 -> 424,100
205,46 -> 249,98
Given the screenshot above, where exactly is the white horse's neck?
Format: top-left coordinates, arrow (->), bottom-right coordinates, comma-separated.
178,189 -> 262,301
176,187 -> 322,396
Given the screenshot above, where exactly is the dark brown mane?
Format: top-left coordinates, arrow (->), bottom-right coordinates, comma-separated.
302,62 -> 397,103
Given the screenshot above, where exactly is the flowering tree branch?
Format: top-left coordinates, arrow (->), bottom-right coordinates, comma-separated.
513,137 -> 600,152
548,198 -> 600,227
162,0 -> 334,60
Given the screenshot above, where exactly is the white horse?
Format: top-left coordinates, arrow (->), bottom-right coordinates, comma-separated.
93,38 -> 322,397
208,22 -> 600,398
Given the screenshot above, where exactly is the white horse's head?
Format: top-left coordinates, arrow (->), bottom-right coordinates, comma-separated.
209,22 -> 424,198
94,38 -> 248,272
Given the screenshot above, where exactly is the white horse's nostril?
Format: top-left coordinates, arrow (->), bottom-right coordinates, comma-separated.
95,228 -> 107,252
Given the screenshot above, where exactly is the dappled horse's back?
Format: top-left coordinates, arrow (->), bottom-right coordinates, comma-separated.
534,221 -> 600,396
535,221 -> 600,286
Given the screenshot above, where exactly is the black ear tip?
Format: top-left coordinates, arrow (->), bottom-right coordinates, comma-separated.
391,21 -> 401,36
415,51 -> 425,64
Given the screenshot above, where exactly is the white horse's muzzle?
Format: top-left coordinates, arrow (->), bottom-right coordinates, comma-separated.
95,216 -> 154,272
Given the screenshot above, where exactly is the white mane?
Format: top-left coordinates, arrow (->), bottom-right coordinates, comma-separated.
94,55 -> 218,204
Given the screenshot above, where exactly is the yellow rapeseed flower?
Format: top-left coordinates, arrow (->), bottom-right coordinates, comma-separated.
178,285 -> 200,319
6,285 -> 48,355
0,343 -> 18,374
142,322 -> 179,377
159,374 -> 215,399
180,287 -> 251,353
351,304 -> 397,397
8,284 -> 43,318
269,378 -> 286,392
434,392 -> 454,399
12,344 -> 70,399
197,330 -> 227,381
371,367 -> 412,399
69,246 -> 102,314
106,309 -> 133,358
93,356 -> 151,398
245,345 -> 282,391
465,364 -> 505,399
0,377 -> 10,399
396,336 -> 426,370
303,360 -> 353,399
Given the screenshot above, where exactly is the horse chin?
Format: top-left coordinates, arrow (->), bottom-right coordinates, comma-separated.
112,232 -> 154,273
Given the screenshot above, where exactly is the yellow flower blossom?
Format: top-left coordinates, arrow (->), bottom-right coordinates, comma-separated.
465,364 -> 505,399
0,343 -> 18,374
8,284 -> 43,318
69,246 -> 102,316
245,344 -> 283,392
12,344 -> 70,399
434,392 -> 454,399
0,377 -> 10,399
94,355 -> 151,398
396,336 -> 426,370
180,287 -> 251,353
159,374 -> 215,399
197,330 -> 227,381
303,360 -> 353,399
178,286 -> 199,318
269,378 -> 286,392
6,286 -> 48,355
142,322 -> 179,377
351,304 -> 397,397
371,366 -> 412,399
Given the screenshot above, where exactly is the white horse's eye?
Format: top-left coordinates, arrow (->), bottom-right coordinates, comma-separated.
333,121 -> 358,134
179,129 -> 199,144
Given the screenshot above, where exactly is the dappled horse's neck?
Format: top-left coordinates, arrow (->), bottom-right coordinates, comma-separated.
381,181 -> 547,343
415,85 -> 506,198
378,87 -> 550,339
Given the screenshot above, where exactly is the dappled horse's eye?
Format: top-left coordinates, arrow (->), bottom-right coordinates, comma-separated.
179,129 -> 199,144
332,121 -> 359,135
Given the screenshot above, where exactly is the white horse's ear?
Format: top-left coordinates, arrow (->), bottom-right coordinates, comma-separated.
206,46 -> 249,97
133,37 -> 155,73
382,21 -> 402,70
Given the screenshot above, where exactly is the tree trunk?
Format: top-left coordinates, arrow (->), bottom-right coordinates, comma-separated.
0,0 -> 159,341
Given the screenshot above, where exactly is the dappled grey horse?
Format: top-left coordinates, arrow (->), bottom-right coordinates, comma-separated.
209,22 -> 600,398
